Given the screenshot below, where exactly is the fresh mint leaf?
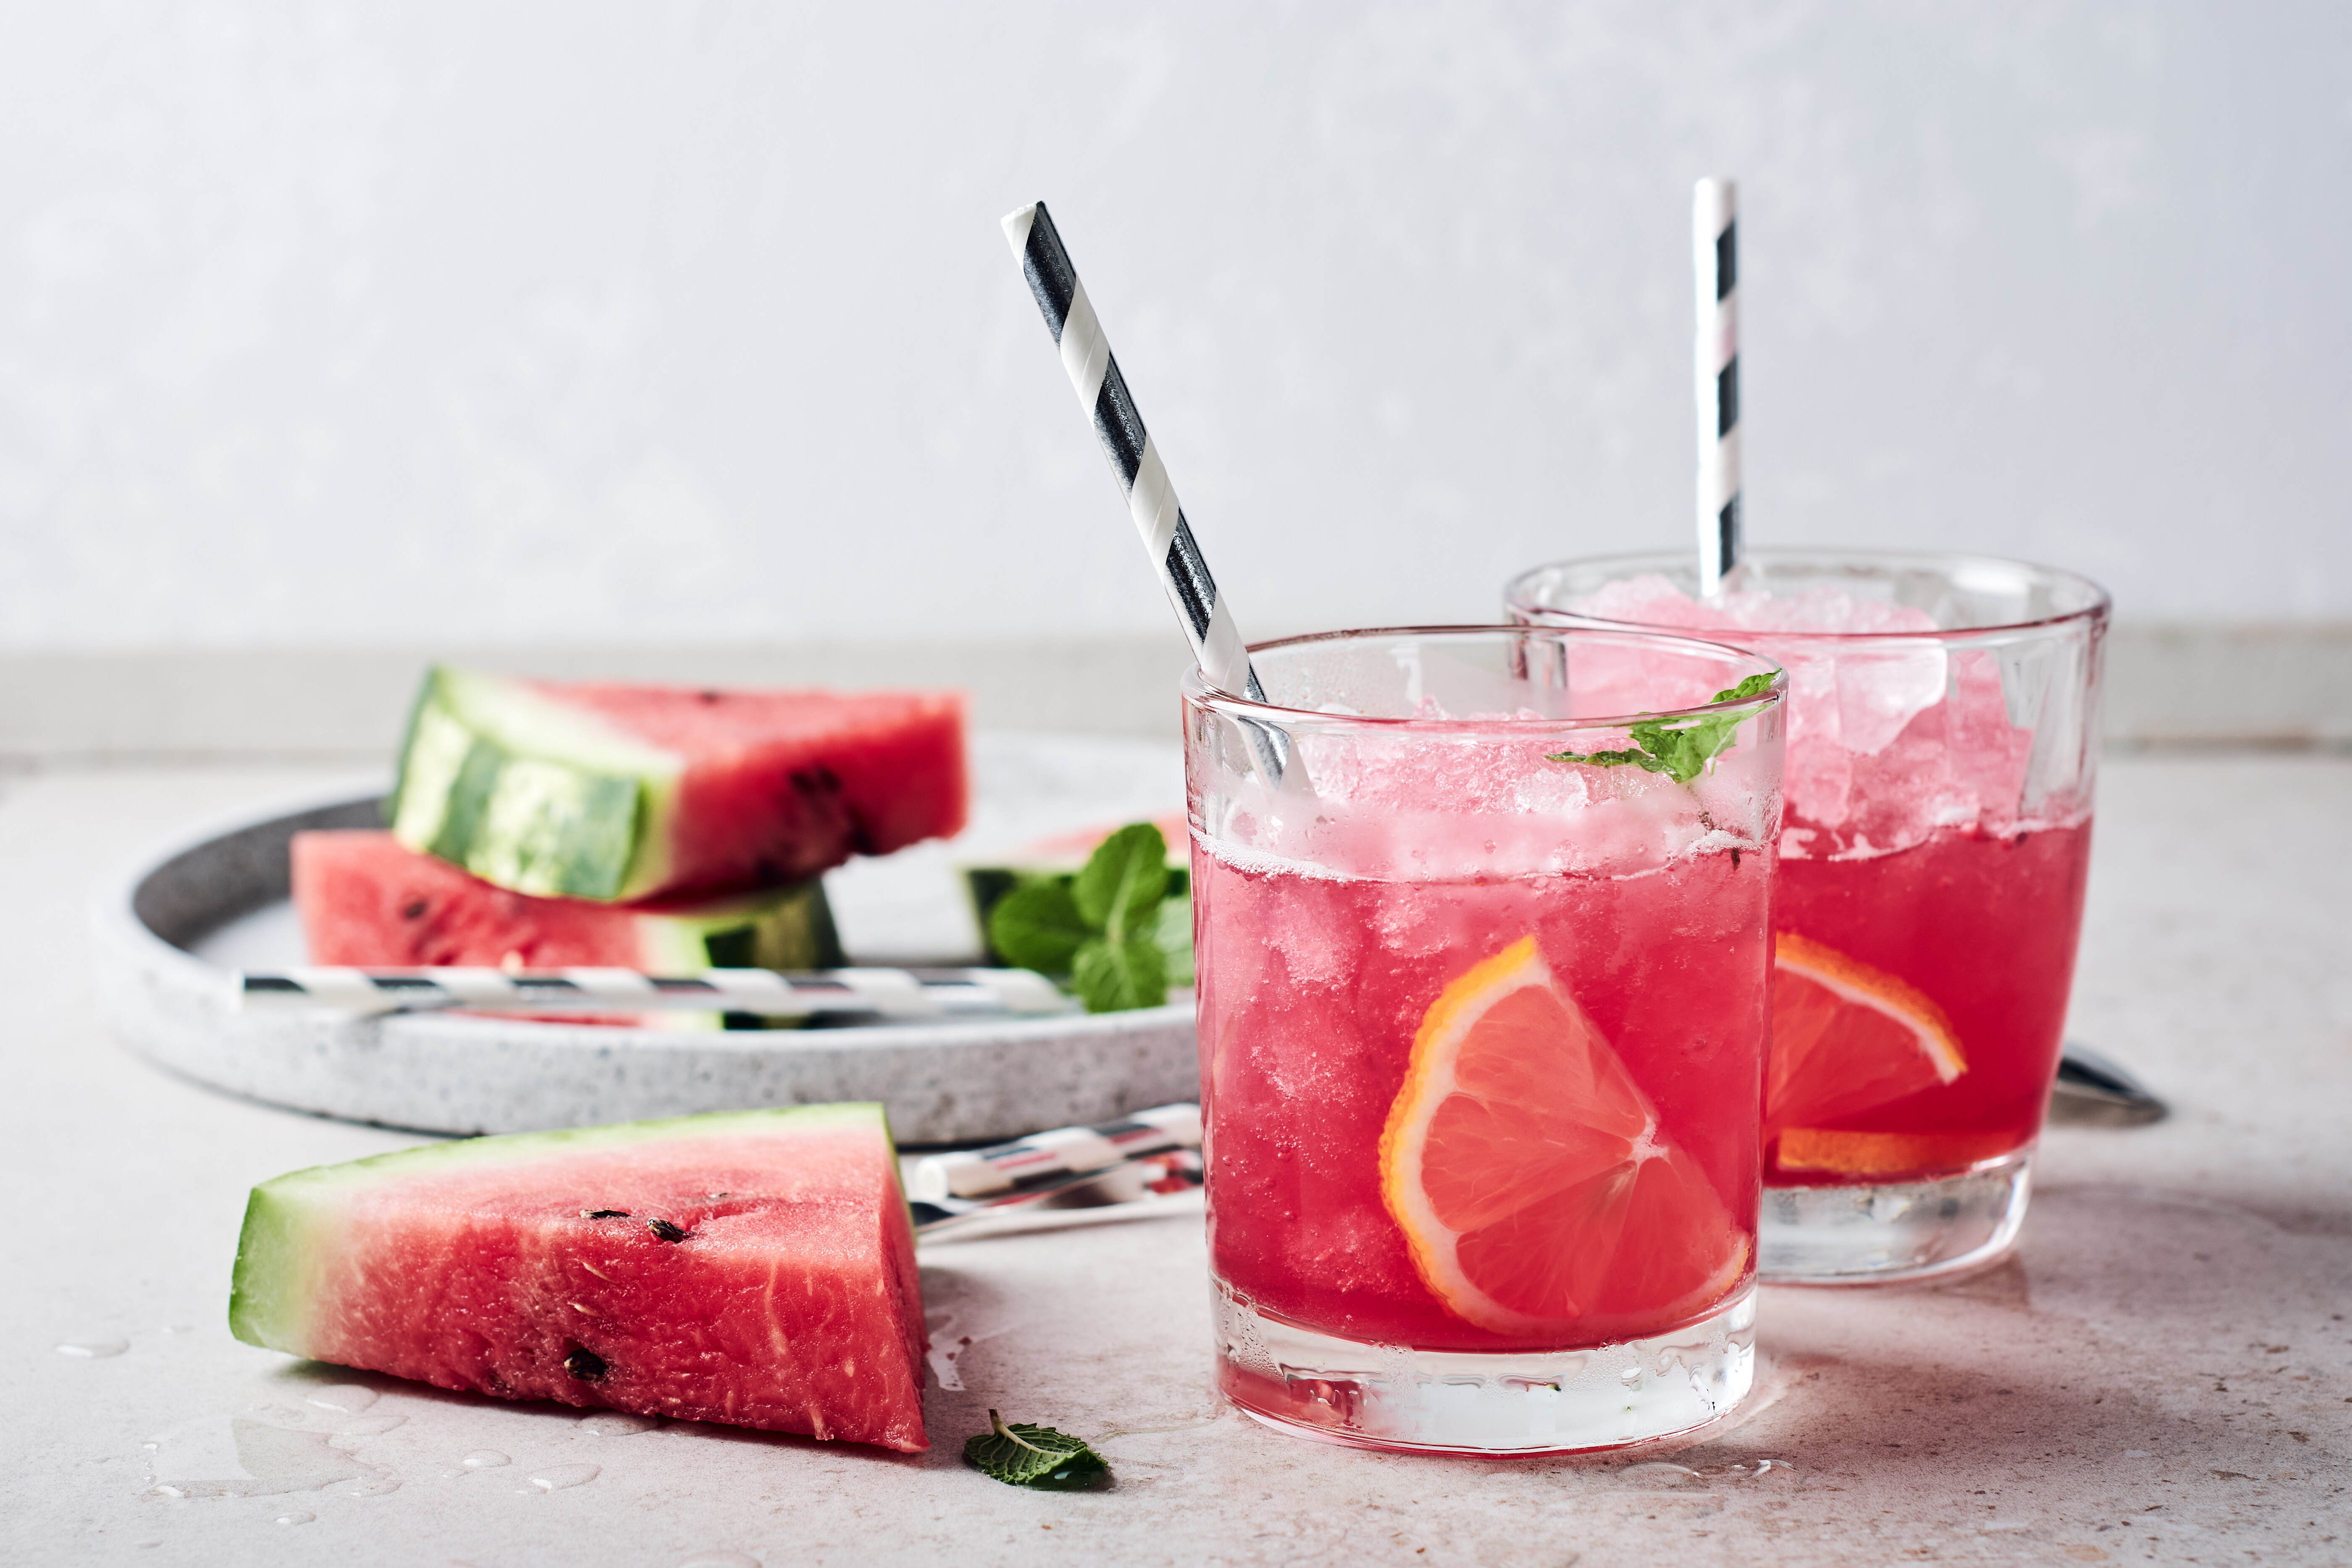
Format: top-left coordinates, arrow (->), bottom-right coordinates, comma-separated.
984,821 -> 1187,1014
987,877 -> 1092,975
1071,822 -> 1171,940
1071,933 -> 1168,1013
1549,670 -> 1777,785
1154,895 -> 1194,988
963,1410 -> 1110,1490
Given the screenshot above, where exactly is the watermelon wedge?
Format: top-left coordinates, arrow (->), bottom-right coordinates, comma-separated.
292,830 -> 843,975
230,1104 -> 929,1452
388,667 -> 966,903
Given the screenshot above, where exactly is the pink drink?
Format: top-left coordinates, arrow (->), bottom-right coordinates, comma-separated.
1506,551 -> 2110,1282
1771,822 -> 2091,1180
1184,626 -> 1784,1452
1197,840 -> 1769,1353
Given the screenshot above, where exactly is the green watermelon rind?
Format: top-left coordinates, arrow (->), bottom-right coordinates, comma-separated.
228,1102 -> 899,1357
388,667 -> 680,902
630,881 -> 845,975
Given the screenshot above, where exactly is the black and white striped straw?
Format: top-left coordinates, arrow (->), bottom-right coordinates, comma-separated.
1694,178 -> 1741,597
237,967 -> 1074,1020
1001,202 -> 1288,777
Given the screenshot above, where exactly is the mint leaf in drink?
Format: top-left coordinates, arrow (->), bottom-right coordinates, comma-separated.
1071,933 -> 1168,1014
1071,822 -> 1171,940
963,1410 -> 1111,1490
987,877 -> 1093,975
1549,671 -> 1777,785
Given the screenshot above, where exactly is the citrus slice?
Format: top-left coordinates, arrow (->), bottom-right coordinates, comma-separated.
1774,1127 -> 2019,1178
1765,933 -> 1966,1137
1379,938 -> 1747,1337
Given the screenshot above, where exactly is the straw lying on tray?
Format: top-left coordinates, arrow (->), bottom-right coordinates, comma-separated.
237,967 -> 1075,1019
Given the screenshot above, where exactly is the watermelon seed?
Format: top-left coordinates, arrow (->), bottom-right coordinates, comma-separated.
646,1218 -> 690,1243
564,1347 -> 609,1381
401,900 -> 427,919
581,1209 -> 630,1219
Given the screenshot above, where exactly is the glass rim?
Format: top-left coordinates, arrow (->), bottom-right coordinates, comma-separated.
1504,546 -> 2113,642
1179,622 -> 1787,732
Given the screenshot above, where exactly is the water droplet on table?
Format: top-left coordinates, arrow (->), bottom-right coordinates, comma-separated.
677,1553 -> 760,1568
461,1451 -> 510,1469
577,1411 -> 658,1436
334,1475 -> 403,1498
1700,1457 -> 1798,1486
305,1385 -> 378,1413
273,1510 -> 315,1526
1617,1461 -> 1701,1488
56,1337 -> 129,1358
333,1414 -> 407,1438
145,1416 -> 365,1497
527,1463 -> 600,1491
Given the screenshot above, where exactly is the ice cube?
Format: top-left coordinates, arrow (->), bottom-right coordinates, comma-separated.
1832,644 -> 1949,756
1730,587 -> 1939,636
1567,575 -> 1734,630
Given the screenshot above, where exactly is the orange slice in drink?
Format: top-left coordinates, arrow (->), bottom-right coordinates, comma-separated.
1379,938 -> 1747,1337
1773,1127 -> 2019,1178
1765,933 -> 1966,1139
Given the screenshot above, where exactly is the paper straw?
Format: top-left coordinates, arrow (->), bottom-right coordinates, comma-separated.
910,1148 -> 1202,1240
907,1102 -> 1201,1200
237,966 -> 1074,1019
1001,202 -> 1289,778
1694,178 -> 1741,596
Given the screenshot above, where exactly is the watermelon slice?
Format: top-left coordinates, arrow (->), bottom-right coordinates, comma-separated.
388,667 -> 967,903
292,830 -> 843,977
230,1104 -> 929,1452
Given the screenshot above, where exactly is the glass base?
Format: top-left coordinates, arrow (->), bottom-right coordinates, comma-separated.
1759,1147 -> 2033,1285
1213,1282 -> 1757,1455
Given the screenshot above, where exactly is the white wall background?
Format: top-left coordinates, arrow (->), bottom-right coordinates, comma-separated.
3,1 -> 2347,652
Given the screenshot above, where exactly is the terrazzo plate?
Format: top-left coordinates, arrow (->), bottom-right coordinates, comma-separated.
89,732 -> 1197,1143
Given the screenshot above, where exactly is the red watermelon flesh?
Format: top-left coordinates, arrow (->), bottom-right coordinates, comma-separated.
540,683 -> 967,899
291,830 -> 835,970
231,1106 -> 928,1452
291,830 -> 840,1026
297,830 -> 646,969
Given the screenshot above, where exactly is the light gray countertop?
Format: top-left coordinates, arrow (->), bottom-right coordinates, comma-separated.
5,756 -> 2348,1567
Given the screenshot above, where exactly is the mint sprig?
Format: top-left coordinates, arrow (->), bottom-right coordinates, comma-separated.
1548,671 -> 1777,785
963,1409 -> 1111,1490
987,822 -> 1186,1013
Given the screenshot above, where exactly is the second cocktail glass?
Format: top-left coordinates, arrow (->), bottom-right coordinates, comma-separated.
1507,549 -> 2109,1284
1184,625 -> 1784,1455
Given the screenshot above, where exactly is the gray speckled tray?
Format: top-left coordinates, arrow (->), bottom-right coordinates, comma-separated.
89,733 -> 1197,1143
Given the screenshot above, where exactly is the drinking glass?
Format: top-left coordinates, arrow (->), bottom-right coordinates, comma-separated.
1506,550 -> 2108,1283
1184,625 -> 1783,1453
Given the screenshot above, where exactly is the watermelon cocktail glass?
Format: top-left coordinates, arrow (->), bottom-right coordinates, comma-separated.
1506,550 -> 2108,1284
1182,625 -> 1785,1455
